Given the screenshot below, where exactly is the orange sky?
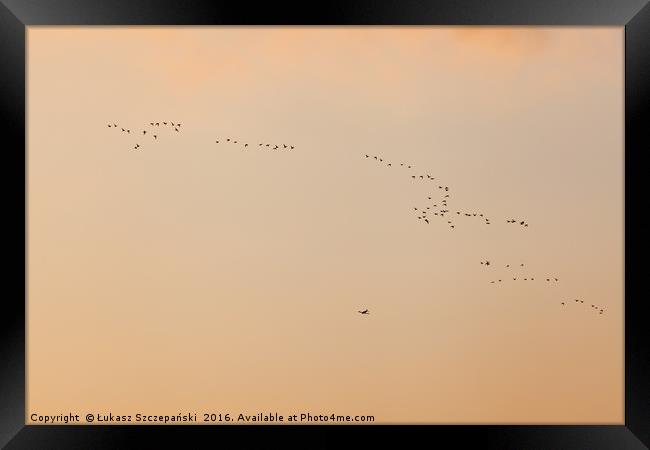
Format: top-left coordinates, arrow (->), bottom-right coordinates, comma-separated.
27,27 -> 623,424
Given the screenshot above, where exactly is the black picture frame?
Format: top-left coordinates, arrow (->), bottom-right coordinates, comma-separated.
2,1 -> 648,448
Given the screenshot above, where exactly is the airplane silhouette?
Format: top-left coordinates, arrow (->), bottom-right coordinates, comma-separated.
357,309 -> 369,315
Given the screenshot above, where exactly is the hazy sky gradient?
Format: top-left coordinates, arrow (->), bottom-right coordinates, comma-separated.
27,27 -> 623,423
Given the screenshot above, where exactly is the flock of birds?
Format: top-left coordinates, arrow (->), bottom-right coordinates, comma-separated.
107,122 -> 297,155
107,121 -> 182,150
482,261 -> 560,283
105,121 -> 604,320
356,153 -> 603,318
563,299 -> 606,315
364,154 -> 502,231
479,260 -> 605,315
215,138 -> 296,151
